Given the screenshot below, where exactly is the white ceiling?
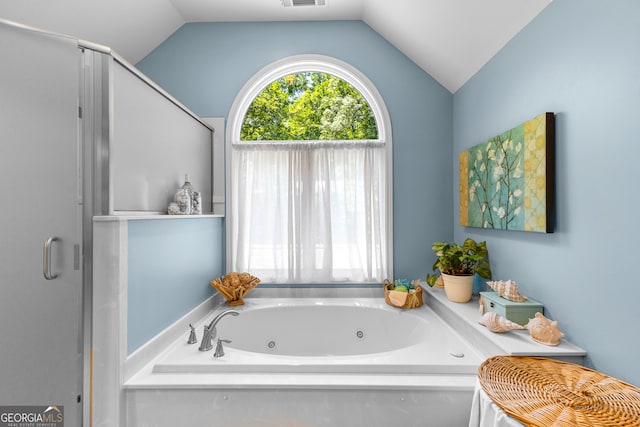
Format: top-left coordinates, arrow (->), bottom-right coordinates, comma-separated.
0,0 -> 550,93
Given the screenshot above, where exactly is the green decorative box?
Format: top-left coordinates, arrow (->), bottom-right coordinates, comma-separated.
480,292 -> 543,326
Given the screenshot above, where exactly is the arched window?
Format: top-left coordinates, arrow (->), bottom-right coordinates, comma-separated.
226,55 -> 392,284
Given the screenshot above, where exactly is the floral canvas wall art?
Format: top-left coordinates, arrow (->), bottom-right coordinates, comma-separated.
460,112 -> 555,233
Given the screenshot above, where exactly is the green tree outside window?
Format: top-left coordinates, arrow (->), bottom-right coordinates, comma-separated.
241,72 -> 378,141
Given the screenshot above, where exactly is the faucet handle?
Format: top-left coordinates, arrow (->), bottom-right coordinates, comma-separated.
214,338 -> 231,358
187,324 -> 198,344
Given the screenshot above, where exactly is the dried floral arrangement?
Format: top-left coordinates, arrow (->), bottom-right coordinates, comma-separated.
211,272 -> 260,306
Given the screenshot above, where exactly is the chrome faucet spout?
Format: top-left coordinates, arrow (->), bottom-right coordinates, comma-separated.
207,309 -> 240,330
198,309 -> 239,352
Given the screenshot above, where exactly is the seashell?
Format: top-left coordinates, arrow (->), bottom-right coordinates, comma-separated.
433,275 -> 444,288
487,280 -> 527,302
479,295 -> 486,315
388,290 -> 408,307
525,312 -> 564,346
486,280 -> 510,296
478,312 -> 526,333
502,281 -> 527,302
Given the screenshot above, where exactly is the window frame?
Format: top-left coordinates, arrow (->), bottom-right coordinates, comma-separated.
226,54 -> 393,283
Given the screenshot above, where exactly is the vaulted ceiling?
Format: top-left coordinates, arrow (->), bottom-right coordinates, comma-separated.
0,0 -> 550,92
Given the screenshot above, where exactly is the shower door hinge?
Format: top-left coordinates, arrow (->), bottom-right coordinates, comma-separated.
78,106 -> 82,119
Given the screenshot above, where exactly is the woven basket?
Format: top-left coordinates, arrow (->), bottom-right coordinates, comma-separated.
478,356 -> 640,427
383,280 -> 423,309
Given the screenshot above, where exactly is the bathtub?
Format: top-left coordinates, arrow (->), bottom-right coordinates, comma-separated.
152,298 -> 483,375
125,296 -> 485,427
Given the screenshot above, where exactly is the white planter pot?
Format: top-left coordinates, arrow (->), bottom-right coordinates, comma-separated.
442,273 -> 474,303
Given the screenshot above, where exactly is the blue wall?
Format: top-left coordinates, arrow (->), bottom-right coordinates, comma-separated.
128,218 -> 223,353
454,0 -> 640,386
135,7 -> 640,385
137,21 -> 454,281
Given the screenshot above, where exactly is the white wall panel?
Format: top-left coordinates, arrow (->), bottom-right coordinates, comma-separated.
111,60 -> 212,213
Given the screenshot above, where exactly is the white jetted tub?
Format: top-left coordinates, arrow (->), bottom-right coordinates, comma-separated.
125,296 -> 486,427
152,298 -> 483,375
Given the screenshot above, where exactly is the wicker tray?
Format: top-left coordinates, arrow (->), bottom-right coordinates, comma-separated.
383,280 -> 423,309
478,356 -> 640,427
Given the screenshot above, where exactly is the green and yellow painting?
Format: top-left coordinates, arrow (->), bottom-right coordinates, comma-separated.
460,113 -> 555,233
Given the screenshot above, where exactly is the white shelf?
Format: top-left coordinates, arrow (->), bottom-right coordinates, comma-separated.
94,213 -> 224,222
421,284 -> 586,365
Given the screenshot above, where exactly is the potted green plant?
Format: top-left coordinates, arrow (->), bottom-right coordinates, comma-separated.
426,238 -> 492,302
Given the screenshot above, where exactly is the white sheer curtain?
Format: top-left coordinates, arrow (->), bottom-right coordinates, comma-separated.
230,140 -> 387,283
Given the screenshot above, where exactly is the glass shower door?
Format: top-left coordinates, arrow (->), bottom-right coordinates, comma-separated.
0,20 -> 83,427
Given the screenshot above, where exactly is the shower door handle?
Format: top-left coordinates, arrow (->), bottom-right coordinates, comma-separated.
43,236 -> 59,280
